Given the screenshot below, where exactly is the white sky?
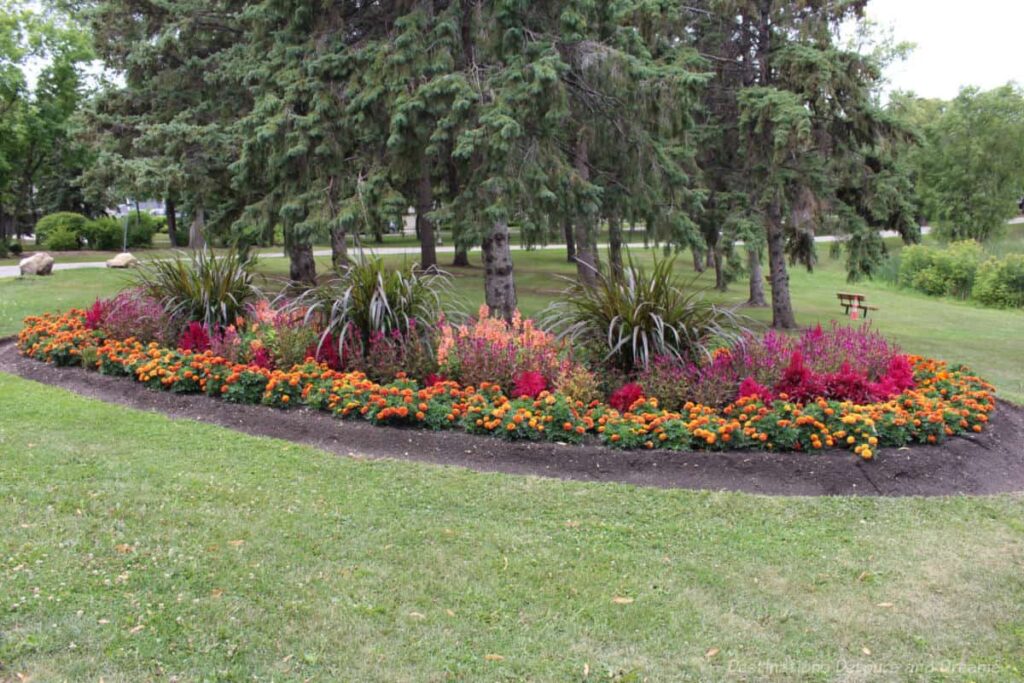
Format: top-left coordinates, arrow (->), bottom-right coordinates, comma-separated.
868,0 -> 1024,99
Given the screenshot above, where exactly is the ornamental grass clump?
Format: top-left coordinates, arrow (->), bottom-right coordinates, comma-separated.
296,258 -> 450,370
542,256 -> 747,374
134,249 -> 258,329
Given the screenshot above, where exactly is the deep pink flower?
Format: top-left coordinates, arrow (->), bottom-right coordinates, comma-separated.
178,322 -> 210,352
609,383 -> 645,412
512,371 -> 548,399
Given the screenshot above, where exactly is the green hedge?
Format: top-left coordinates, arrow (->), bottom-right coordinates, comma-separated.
896,240 -> 1023,308
35,212 -> 88,246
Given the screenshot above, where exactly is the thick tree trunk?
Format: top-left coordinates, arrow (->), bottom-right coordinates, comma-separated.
713,245 -> 727,291
766,201 -> 797,328
452,245 -> 470,267
573,135 -> 600,288
288,241 -> 317,286
416,166 -> 437,271
563,215 -> 576,263
482,218 -> 517,322
746,247 -> 767,307
189,205 -> 206,250
166,198 -> 178,248
331,225 -> 348,270
608,215 -> 623,280
691,247 -> 705,273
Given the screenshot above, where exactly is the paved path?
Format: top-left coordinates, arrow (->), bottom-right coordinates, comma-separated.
0,225 -> 945,279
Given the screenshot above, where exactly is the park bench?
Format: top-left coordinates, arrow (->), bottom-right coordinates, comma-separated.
836,292 -> 879,318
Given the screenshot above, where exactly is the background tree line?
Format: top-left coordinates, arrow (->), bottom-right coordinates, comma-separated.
3,0 -> 1023,328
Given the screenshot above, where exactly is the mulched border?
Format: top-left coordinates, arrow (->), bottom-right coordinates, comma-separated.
2,336 -> 1022,497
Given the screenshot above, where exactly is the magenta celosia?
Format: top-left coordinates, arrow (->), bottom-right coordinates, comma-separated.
512,371 -> 548,399
609,383 -> 645,413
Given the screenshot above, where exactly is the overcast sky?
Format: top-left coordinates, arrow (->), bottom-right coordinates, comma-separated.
868,0 -> 1024,99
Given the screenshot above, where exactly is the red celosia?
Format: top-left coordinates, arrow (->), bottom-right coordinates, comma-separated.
869,354 -> 917,400
737,376 -> 774,404
773,351 -> 824,402
306,333 -> 343,370
512,370 -> 548,399
250,344 -> 275,370
178,322 -> 211,352
609,383 -> 645,412
822,363 -> 875,404
424,373 -> 447,387
84,299 -> 106,330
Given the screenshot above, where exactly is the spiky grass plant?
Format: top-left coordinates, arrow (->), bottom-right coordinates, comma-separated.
542,256 -> 748,374
134,249 -> 258,328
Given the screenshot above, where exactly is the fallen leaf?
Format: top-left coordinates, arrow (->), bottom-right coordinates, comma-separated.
857,571 -> 870,582
612,596 -> 634,605
565,520 -> 580,528
583,662 -> 590,677
211,589 -> 224,599
484,654 -> 504,662
228,539 -> 245,548
114,544 -> 134,554
862,647 -> 871,656
97,618 -> 109,625
129,624 -> 145,635
408,612 -> 426,620
705,647 -> 720,659
445,609 -> 455,617
876,602 -> 894,608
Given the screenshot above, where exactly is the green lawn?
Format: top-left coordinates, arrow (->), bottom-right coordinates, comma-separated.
1,374 -> 1022,681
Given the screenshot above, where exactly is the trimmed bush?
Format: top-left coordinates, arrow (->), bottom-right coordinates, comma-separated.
82,218 -> 122,250
122,213 -> 157,248
42,228 -> 81,251
34,212 -> 88,245
898,241 -> 985,299
974,255 -> 1024,308
9,242 -> 23,255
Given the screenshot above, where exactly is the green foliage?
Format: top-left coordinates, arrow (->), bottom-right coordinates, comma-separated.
120,212 -> 156,248
903,85 -> 1024,242
134,249 -> 258,327
298,259 -> 451,355
42,227 -> 81,251
542,256 -> 748,373
35,211 -> 87,244
82,217 -> 120,250
974,255 -> 1024,308
898,241 -> 986,299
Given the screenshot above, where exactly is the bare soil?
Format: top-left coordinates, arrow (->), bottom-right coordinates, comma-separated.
3,337 -> 1022,497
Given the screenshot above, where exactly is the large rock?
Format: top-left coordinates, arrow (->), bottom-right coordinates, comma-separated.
106,252 -> 139,269
19,252 -> 55,276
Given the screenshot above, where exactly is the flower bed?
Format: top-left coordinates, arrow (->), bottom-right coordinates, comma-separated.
18,308 -> 997,461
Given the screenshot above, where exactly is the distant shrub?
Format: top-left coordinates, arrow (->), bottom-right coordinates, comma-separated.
35,212 -> 88,245
8,242 -> 23,255
898,241 -> 985,299
973,255 -> 1024,308
121,213 -> 157,248
82,218 -> 122,250
42,228 -> 81,251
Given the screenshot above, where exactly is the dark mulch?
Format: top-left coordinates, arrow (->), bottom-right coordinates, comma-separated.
2,337 -> 1022,497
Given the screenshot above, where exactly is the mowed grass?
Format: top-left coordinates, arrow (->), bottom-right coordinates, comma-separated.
1,373 -> 1023,681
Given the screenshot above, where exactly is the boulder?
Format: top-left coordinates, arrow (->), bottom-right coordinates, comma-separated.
19,252 -> 55,276
106,252 -> 139,269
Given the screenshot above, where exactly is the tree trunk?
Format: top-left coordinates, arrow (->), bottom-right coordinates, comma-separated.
766,200 -> 797,328
713,245 -> 727,291
482,218 -> 517,322
691,247 -> 705,273
288,241 -> 317,286
608,215 -> 623,280
331,225 -> 348,270
416,165 -> 437,271
573,134 -> 600,288
452,245 -> 470,267
746,247 -> 767,307
189,205 -> 206,250
563,215 -> 576,263
166,198 -> 178,248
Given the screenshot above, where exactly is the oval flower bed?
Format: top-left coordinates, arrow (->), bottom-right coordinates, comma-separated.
17,308 -> 997,461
